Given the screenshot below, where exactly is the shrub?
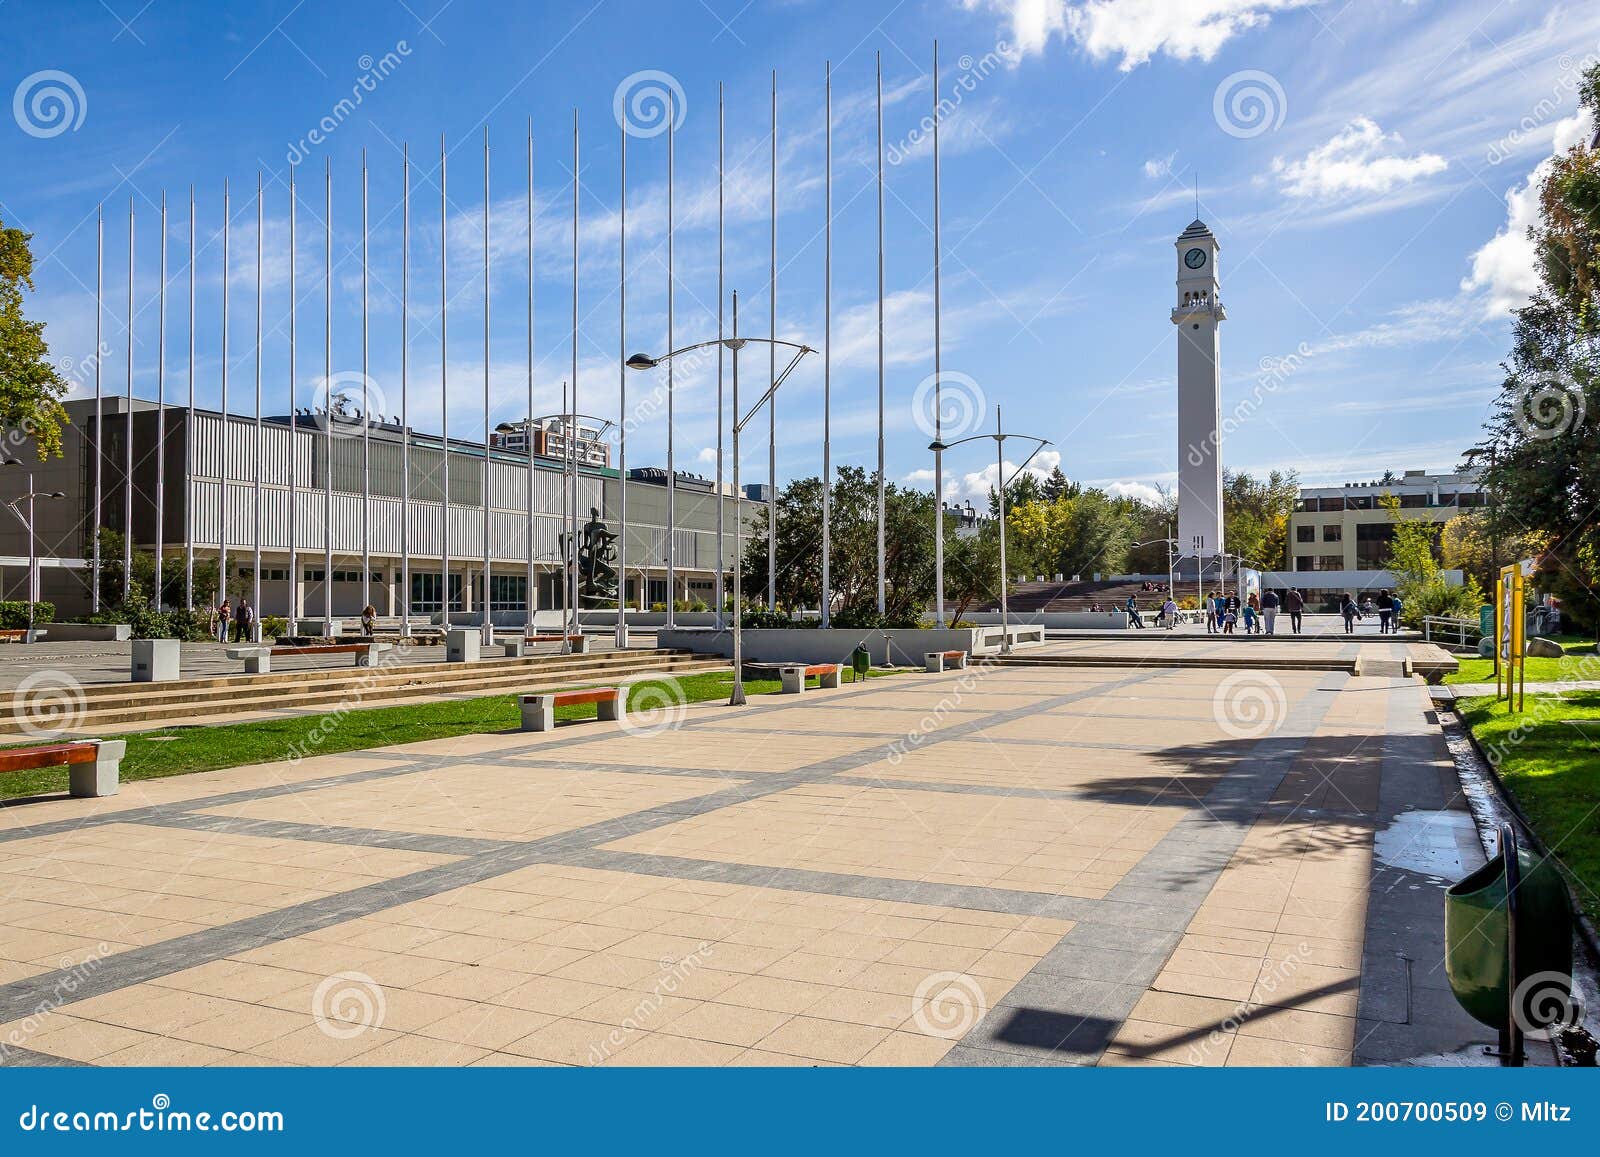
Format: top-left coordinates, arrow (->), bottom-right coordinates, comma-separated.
261,615 -> 289,639
0,600 -> 54,629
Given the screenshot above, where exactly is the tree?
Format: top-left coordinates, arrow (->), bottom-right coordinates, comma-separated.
1467,63 -> 1600,633
1381,493 -> 1482,625
0,220 -> 70,458
1223,468 -> 1298,569
739,467 -> 936,623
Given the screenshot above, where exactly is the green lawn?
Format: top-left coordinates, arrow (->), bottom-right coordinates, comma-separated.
1443,635 -> 1598,685
0,667 -> 892,802
1456,691 -> 1600,925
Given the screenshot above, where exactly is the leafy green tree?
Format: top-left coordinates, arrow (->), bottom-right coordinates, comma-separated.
0,220 -> 70,459
1381,493 -> 1482,625
1223,469 -> 1299,569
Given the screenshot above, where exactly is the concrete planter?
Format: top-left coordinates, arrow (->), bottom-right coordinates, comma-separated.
44,623 -> 133,642
131,638 -> 180,682
966,611 -> 1129,630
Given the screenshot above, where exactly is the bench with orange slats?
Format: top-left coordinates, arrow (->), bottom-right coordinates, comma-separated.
0,739 -> 126,797
518,686 -> 623,731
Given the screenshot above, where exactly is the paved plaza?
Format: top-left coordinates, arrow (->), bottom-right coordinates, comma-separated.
0,657 -> 1482,1067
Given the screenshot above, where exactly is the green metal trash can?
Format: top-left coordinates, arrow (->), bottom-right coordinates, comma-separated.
851,646 -> 870,681
1444,823 -> 1573,1062
1479,603 -> 1494,640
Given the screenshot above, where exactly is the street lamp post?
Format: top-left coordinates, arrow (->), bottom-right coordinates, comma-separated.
928,410 -> 1050,656
627,304 -> 814,705
3,463 -> 67,642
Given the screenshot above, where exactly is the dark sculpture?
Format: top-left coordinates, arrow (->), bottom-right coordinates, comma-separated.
561,507 -> 619,606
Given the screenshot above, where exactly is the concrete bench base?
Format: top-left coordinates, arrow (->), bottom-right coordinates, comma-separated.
779,664 -> 842,694
500,640 -> 526,658
71,740 -> 126,798
519,689 -> 622,732
924,651 -> 968,673
225,645 -> 274,673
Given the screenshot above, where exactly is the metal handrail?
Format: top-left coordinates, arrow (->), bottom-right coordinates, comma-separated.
1422,614 -> 1480,647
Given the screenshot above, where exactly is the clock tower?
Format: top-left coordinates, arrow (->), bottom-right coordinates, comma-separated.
1172,219 -> 1225,571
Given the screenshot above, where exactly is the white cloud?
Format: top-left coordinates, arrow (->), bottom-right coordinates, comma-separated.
1272,117 -> 1446,200
1142,152 -> 1177,179
1462,110 -> 1592,319
964,0 -> 1318,70
1103,479 -> 1165,505
695,446 -> 718,466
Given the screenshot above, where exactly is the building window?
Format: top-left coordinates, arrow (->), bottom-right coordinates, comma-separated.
1296,526 -> 1315,543
1318,555 -> 1344,571
410,572 -> 463,612
1322,525 -> 1342,543
488,575 -> 528,611
1355,523 -> 1394,570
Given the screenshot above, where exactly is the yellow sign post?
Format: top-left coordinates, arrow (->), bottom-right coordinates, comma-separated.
1496,562 -> 1527,713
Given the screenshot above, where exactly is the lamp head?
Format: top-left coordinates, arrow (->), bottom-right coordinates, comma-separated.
927,438 -> 947,453
625,353 -> 659,371
49,491 -> 65,499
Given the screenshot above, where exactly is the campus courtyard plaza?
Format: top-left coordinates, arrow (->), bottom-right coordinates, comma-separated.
0,659 -> 1482,1067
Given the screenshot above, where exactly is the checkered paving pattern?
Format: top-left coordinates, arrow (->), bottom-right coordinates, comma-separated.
0,663 -> 1467,1067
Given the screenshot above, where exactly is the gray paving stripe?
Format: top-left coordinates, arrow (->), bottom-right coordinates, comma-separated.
562,848 -> 1104,921
942,675 -> 1348,1067
827,774 -> 1219,806
0,670 -> 1168,1020
0,1043 -> 92,1068
135,811 -> 519,858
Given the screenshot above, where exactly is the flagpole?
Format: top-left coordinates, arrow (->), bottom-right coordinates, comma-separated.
821,60 -> 832,628
93,205 -> 103,612
768,70 -> 778,611
569,109 -> 580,646
219,184 -> 228,609
665,90 -> 676,627
527,119 -> 537,638
716,81 -> 725,630
932,39 -> 946,627
289,165 -> 299,630
323,158 -> 333,627
362,149 -> 372,625
441,134 -> 451,630
400,144 -> 410,635
252,173 -> 262,637
185,190 -> 194,610
155,191 -> 167,609
124,198 -> 134,604
876,50 -> 887,617
482,127 -> 493,645
616,114 -> 629,646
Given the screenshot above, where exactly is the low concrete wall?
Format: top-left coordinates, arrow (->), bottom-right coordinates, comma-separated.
657,627 -> 990,667
45,623 -> 133,642
967,611 -> 1129,630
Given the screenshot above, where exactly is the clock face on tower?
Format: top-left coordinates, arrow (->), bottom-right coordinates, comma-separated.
1184,247 -> 1208,270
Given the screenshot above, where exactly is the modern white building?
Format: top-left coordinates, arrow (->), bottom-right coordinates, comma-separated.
1,396 -> 762,624
1172,218 -> 1226,574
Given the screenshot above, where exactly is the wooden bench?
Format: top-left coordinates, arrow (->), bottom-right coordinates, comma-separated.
525,633 -> 590,653
0,739 -> 126,798
519,686 -> 623,731
266,642 -> 392,669
779,663 -> 842,694
0,628 -> 46,644
924,650 -> 968,673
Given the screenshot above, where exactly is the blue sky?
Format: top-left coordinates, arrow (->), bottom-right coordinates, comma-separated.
2,0 -> 1595,504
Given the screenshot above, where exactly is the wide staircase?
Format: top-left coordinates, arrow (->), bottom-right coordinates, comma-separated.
3,648 -> 728,738
976,579 -> 1170,613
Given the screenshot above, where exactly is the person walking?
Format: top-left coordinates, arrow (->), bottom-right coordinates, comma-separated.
1222,602 -> 1237,634
216,600 -> 231,644
1389,593 -> 1403,632
1246,590 -> 1262,635
1261,588 -> 1280,635
1125,594 -> 1145,629
361,604 -> 378,637
1284,587 -> 1304,635
234,597 -> 255,643
1161,594 -> 1179,630
1340,592 -> 1361,635
1203,592 -> 1217,634
1376,589 -> 1393,635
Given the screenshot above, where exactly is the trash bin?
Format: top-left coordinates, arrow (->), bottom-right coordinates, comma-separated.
851,646 -> 870,680
1444,822 -> 1573,1064
1479,603 -> 1494,639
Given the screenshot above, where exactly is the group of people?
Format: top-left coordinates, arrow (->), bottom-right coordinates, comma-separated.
1339,589 -> 1403,634
209,599 -> 256,642
1194,589 -> 1299,635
